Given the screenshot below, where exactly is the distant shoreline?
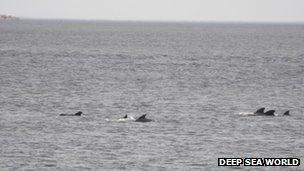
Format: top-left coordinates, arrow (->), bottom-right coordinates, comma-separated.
14,18 -> 304,26
0,14 -> 19,20
2,16 -> 304,25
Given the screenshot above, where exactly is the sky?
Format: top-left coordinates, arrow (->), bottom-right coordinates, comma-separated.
1,0 -> 304,22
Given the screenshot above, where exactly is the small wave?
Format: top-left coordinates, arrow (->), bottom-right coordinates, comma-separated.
105,116 -> 135,122
237,112 -> 254,116
117,116 -> 135,122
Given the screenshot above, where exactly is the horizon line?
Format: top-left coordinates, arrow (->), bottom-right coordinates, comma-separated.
18,17 -> 304,25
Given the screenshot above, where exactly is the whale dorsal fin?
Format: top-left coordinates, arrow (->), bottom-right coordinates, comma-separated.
75,111 -> 82,116
283,110 -> 290,116
123,114 -> 128,118
255,107 -> 265,114
264,110 -> 275,116
138,114 -> 146,120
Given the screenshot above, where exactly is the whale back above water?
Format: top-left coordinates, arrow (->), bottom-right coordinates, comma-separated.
283,110 -> 290,116
74,111 -> 82,116
135,114 -> 153,122
264,110 -> 275,116
60,111 -> 83,116
254,107 -> 265,115
253,108 -> 275,116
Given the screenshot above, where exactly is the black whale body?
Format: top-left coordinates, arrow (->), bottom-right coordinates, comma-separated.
135,114 -> 153,122
254,108 -> 275,116
283,110 -> 290,116
254,108 -> 290,116
254,107 -> 266,115
60,111 -> 82,116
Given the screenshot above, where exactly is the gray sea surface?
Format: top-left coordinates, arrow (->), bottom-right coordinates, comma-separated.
0,20 -> 304,170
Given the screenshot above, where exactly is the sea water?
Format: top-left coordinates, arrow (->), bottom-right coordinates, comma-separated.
0,20 -> 303,170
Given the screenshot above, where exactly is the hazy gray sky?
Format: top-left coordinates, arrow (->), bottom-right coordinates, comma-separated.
1,0 -> 304,22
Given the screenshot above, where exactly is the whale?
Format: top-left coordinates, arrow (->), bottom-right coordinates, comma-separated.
254,108 -> 275,116
60,111 -> 82,116
254,107 -> 265,115
264,110 -> 275,116
283,110 -> 290,116
135,114 -> 153,122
